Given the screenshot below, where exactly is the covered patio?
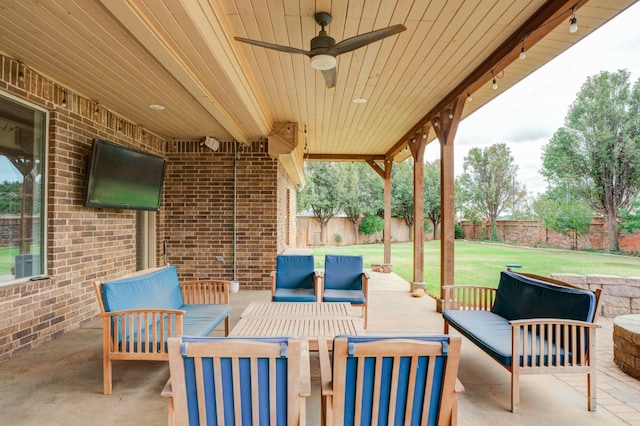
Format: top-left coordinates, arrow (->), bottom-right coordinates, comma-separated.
1,271 -> 638,425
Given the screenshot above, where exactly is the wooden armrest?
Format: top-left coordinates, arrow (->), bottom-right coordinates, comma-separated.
180,280 -> 229,304
318,338 -> 333,396
100,308 -> 186,318
299,340 -> 311,398
509,318 -> 599,329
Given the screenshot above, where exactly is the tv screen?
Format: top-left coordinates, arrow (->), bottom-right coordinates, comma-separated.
85,138 -> 167,211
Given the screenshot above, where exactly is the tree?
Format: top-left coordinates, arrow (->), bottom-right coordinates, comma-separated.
391,160 -> 414,239
620,198 -> 640,233
458,143 -> 526,240
541,70 -> 640,251
297,162 -> 346,244
342,163 -> 383,244
536,188 -> 594,250
0,181 -> 22,214
423,160 -> 441,239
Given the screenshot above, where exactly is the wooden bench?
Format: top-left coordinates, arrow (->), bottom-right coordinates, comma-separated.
93,265 -> 231,394
442,271 -> 601,413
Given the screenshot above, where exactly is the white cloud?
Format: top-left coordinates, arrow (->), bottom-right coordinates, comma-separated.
426,2 -> 640,195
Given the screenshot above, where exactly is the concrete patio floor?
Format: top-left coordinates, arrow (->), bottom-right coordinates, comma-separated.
1,271 -> 639,425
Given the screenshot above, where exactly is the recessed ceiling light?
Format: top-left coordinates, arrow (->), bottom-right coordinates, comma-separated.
149,104 -> 165,111
352,98 -> 367,104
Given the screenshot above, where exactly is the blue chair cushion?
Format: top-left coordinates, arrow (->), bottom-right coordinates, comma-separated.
179,336 -> 290,425
492,271 -> 596,322
443,310 -> 571,367
101,266 -> 184,312
181,304 -> 232,336
323,289 -> 365,304
275,255 -> 316,290
334,335 -> 449,426
273,288 -> 317,302
323,255 -> 363,291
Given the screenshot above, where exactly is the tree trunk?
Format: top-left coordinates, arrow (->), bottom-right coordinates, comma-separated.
490,218 -> 498,241
607,211 -> 619,252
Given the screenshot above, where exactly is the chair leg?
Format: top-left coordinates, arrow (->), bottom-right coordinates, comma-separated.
511,370 -> 520,413
103,353 -> 112,395
363,305 -> 367,328
224,316 -> 230,336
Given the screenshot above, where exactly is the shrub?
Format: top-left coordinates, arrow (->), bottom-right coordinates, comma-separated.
359,215 -> 384,236
454,223 -> 463,239
333,233 -> 343,244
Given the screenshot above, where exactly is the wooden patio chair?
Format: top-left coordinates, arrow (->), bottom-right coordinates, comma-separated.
319,335 -> 463,426
322,255 -> 369,327
166,336 -> 311,425
271,255 -> 320,302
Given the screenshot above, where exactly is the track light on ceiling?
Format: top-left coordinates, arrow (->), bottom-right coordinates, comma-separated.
519,44 -> 526,60
448,111 -> 454,119
492,71 -> 498,90
467,92 -> 472,102
433,118 -> 439,128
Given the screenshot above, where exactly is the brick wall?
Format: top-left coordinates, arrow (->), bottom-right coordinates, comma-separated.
0,63 -> 295,360
460,218 -> 640,253
163,140 -> 284,290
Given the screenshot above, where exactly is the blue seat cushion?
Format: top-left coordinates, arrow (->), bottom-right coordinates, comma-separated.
443,310 -> 571,367
324,255 -> 364,291
275,255 -> 316,290
102,266 -> 184,312
273,288 -> 317,302
323,289 -> 365,304
181,304 -> 232,336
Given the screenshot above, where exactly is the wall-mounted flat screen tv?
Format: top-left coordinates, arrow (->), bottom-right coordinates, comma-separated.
85,138 -> 167,211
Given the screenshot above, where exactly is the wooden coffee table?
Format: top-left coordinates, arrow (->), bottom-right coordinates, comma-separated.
229,302 -> 364,350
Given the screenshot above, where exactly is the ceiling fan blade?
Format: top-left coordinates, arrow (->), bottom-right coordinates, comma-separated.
234,37 -> 311,56
321,67 -> 336,88
327,24 -> 406,56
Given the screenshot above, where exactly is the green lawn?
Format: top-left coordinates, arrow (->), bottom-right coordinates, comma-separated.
312,240 -> 640,296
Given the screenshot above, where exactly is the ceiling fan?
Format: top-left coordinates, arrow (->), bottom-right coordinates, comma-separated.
234,12 -> 406,88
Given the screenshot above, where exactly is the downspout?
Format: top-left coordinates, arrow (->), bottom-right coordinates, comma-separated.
233,141 -> 238,282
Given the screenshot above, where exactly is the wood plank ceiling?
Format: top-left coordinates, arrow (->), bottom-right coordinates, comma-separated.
0,0 -> 634,160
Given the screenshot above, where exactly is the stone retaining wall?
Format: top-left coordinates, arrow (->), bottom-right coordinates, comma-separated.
551,273 -> 640,318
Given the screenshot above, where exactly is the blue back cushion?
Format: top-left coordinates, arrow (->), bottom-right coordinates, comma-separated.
337,335 -> 448,426
275,255 -> 315,290
324,255 -> 363,290
102,266 -> 184,312
491,271 -> 596,322
180,337 -> 289,425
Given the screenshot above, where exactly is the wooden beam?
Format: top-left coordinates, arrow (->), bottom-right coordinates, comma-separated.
434,96 -> 466,310
408,127 -> 429,291
388,0 -> 584,154
306,154 -> 386,162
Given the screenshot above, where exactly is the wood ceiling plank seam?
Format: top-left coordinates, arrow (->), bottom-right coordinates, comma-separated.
355,21 -> 434,148
188,0 -> 276,136
2,3 -> 209,133
230,14 -> 286,119
124,0 -> 266,142
340,1 -> 418,150
285,15 -> 309,128
364,2 -> 480,148
150,1 -> 256,122
335,14 -> 376,150
364,1 -> 512,151
111,0 -> 258,140
389,0 -> 588,151
340,28 -> 416,155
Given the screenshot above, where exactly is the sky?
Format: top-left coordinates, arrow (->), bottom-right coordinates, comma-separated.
424,1 -> 640,195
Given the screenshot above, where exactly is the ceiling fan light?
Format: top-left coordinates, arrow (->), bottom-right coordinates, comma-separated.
310,54 -> 336,70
